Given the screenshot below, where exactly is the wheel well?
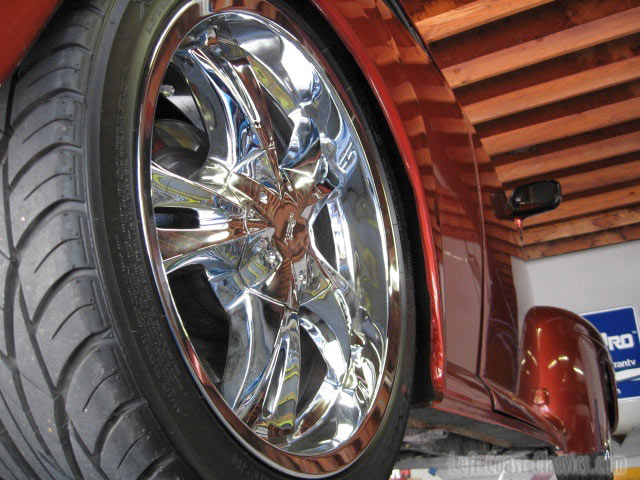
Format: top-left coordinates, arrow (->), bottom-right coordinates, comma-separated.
603,362 -> 618,432
280,0 -> 435,405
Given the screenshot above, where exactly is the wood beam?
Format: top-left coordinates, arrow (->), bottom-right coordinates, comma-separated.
522,205 -> 640,245
524,183 -> 640,226
520,223 -> 640,259
490,250 -> 513,267
441,7 -> 640,88
485,223 -> 518,244
495,130 -> 640,183
486,237 -> 521,257
478,171 -> 503,189
482,96 -> 640,156
416,0 -> 555,43
464,56 -> 640,124
559,160 -> 640,195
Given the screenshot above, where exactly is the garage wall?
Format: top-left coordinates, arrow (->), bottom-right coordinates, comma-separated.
511,239 -> 640,317
511,240 -> 640,313
511,239 -> 640,434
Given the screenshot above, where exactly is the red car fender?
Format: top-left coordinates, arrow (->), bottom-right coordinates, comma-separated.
0,0 -> 60,85
310,0 -> 448,401
518,306 -> 618,454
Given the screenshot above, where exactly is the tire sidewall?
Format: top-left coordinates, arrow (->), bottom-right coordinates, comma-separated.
87,1 -> 415,478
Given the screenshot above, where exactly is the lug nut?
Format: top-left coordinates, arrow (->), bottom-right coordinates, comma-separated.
159,84 -> 175,97
252,238 -> 268,255
266,250 -> 279,268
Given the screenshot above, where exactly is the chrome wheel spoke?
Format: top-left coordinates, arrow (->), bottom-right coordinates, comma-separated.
253,309 -> 301,441
300,282 -> 353,376
163,235 -> 248,275
227,169 -> 282,219
216,43 -> 278,165
222,293 -> 280,410
282,113 -> 323,198
250,258 -> 295,307
151,162 -> 240,211
171,48 -> 236,167
306,249 -> 354,300
184,40 -> 282,181
173,42 -> 285,199
295,252 -> 327,305
238,231 -> 280,285
281,84 -> 337,205
308,197 -> 357,285
207,269 -> 246,310
300,313 -> 347,386
157,212 -> 268,258
290,315 -> 343,441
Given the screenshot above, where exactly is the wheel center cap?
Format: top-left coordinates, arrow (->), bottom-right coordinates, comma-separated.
272,202 -> 308,258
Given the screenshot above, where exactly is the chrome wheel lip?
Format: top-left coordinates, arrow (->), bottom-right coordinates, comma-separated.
136,1 -> 405,476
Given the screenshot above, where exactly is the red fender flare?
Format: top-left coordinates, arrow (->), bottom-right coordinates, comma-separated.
519,306 -> 618,454
310,0 -> 456,401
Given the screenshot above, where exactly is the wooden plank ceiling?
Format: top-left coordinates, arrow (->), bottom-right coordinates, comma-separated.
404,0 -> 640,260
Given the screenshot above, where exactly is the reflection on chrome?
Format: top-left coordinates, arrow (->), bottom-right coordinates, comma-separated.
147,11 -> 389,456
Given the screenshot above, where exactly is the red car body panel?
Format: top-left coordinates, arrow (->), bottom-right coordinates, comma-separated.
0,0 -> 60,85
313,0 -> 617,455
1,0 -> 617,458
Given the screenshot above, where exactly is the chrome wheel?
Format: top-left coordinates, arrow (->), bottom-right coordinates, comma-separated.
139,2 -> 403,475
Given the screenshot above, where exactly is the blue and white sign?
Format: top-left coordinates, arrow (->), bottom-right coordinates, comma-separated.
582,306 -> 640,399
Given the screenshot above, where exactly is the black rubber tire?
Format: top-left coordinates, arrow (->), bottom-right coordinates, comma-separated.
0,1 -> 416,479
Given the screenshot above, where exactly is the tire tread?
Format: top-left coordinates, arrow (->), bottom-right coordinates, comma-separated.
0,1 -> 186,478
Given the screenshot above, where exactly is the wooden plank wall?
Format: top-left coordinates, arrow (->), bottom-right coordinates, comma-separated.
405,0 -> 640,260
